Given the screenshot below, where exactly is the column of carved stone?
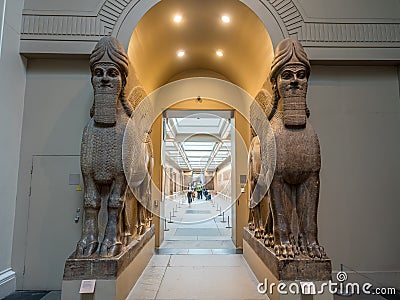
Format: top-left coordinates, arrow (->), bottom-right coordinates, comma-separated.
63,36 -> 155,300
245,39 -> 332,289
74,36 -> 154,258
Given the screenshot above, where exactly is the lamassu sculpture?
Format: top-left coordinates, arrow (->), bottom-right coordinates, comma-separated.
249,38 -> 326,259
76,36 -> 153,258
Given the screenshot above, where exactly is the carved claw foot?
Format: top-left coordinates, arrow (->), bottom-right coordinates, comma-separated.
254,228 -> 264,239
263,233 -> 274,247
100,240 -> 123,257
289,234 -> 300,256
274,243 -> 296,258
248,222 -> 255,231
76,236 -> 98,257
273,230 -> 297,258
298,234 -> 326,259
302,243 -> 326,259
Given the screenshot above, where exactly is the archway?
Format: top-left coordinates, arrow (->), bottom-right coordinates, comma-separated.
126,78 -> 258,248
121,0 -> 278,249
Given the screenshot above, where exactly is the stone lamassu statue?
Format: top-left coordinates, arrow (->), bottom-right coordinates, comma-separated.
249,38 -> 326,259
76,36 -> 152,258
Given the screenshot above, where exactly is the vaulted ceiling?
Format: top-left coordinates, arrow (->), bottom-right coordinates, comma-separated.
163,110 -> 232,172
128,0 -> 274,96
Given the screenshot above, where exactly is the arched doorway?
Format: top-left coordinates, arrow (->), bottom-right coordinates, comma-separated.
129,78 -> 257,249
160,101 -> 236,252
121,0 -> 276,249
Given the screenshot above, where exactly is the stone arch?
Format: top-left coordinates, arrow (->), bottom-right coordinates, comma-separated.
106,0 -> 303,49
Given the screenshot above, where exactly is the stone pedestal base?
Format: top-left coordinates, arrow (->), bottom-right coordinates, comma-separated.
61,225 -> 155,300
243,227 -> 333,300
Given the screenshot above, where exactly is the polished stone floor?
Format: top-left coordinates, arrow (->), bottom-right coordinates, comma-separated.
160,194 -> 235,251
127,254 -> 267,300
127,194 -> 267,299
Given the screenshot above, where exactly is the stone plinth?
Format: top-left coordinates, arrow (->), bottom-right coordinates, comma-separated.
243,227 -> 331,281
243,227 -> 333,300
62,225 -> 155,300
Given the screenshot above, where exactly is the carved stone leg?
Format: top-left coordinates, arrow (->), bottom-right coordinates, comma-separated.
270,177 -> 295,258
253,205 -> 264,239
144,187 -> 153,227
132,181 -> 145,235
297,172 -> 326,258
100,178 -> 126,257
248,208 -> 255,231
76,177 -> 100,257
121,198 -> 133,246
263,199 -> 274,247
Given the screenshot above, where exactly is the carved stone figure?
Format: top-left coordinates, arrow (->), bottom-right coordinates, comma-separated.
249,38 -> 326,259
76,36 -> 152,258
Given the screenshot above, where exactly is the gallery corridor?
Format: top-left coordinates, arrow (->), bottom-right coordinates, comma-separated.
127,195 -> 267,299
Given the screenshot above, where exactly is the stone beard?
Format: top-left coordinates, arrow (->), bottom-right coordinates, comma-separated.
277,64 -> 308,127
92,62 -> 122,125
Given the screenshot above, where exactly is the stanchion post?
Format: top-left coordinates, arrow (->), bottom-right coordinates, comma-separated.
221,211 -> 226,223
164,218 -> 170,231
168,211 -> 174,223
226,215 -> 232,228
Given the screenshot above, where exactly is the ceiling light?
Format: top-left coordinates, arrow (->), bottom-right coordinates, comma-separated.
177,50 -> 185,57
221,15 -> 230,23
216,50 -> 223,57
173,14 -> 182,23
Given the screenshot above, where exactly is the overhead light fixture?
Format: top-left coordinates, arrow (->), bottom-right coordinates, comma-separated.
221,15 -> 230,23
216,50 -> 223,57
173,14 -> 182,23
177,50 -> 185,57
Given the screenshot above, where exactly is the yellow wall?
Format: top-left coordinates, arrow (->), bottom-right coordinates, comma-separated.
150,115 -> 163,247
233,111 -> 251,248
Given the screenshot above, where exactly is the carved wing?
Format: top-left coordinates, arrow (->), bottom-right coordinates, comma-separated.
250,92 -> 276,205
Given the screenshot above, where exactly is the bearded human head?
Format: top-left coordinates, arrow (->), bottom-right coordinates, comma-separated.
89,36 -> 129,82
269,38 -> 310,86
89,36 -> 130,124
268,38 -> 311,126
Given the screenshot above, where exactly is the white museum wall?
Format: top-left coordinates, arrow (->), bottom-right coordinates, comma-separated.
12,59 -> 92,289
0,0 -> 26,298
308,65 -> 400,281
13,61 -> 400,289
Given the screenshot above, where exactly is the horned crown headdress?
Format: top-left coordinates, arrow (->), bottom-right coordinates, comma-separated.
269,38 -> 310,84
89,36 -> 129,78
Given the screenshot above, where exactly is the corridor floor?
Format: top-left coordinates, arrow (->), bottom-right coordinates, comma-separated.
127,194 -> 268,299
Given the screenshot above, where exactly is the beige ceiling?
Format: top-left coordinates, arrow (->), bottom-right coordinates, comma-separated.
128,0 -> 274,96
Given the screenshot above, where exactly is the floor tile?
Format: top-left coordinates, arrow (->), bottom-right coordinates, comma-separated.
155,266 -> 268,300
147,255 -> 171,267
127,266 -> 167,300
169,254 -> 243,267
187,249 -> 213,255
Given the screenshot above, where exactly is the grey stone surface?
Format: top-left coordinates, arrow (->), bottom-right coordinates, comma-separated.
244,227 -> 331,281
64,225 -> 154,280
248,38 -> 329,262
75,36 -> 153,258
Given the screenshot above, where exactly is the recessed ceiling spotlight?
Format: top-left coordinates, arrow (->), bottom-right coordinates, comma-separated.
173,14 -> 182,23
221,15 -> 230,23
216,50 -> 223,57
177,50 -> 185,57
